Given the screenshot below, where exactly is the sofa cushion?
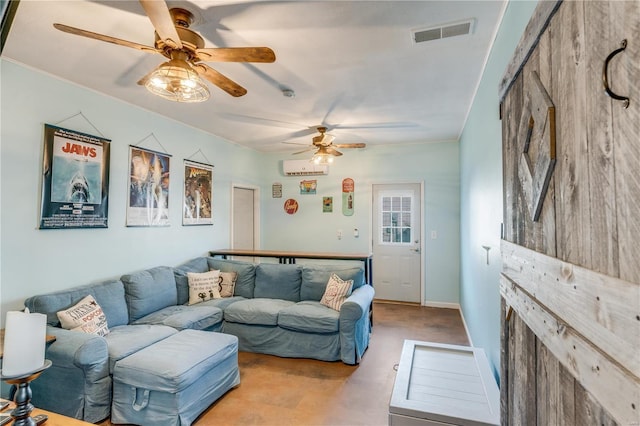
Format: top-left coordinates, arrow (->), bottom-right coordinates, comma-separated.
224,298 -> 294,326
105,324 -> 177,373
24,279 -> 129,328
57,295 -> 110,336
131,305 -> 223,331
198,296 -> 246,310
207,258 -> 256,299
254,263 -> 302,302
301,265 -> 365,301
278,301 -> 340,334
187,270 -> 221,305
121,266 -> 177,322
174,257 -> 209,305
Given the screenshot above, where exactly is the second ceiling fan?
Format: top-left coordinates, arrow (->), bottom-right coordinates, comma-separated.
289,127 -> 366,164
53,0 -> 275,102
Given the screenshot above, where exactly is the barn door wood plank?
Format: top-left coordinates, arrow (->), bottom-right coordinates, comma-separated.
502,239 -> 640,378
575,381 -> 617,425
536,340 -> 560,424
500,275 -> 640,424
502,74 -> 525,244
550,0 -> 592,268
610,0 -> 640,284
512,310 -> 537,425
535,29 -> 557,258
558,364 -> 576,424
500,299 -> 510,426
583,0 -> 619,278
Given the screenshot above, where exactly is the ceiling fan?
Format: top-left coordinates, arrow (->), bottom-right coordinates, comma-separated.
53,0 -> 275,102
288,127 -> 366,164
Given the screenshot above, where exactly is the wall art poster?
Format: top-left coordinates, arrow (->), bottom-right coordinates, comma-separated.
323,197 -> 333,213
183,160 -> 213,226
39,124 -> 111,229
126,145 -> 171,227
300,179 -> 317,194
272,182 -> 282,198
342,178 -> 354,216
284,198 -> 299,215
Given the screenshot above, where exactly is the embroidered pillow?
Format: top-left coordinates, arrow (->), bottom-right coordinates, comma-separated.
218,271 -> 238,298
57,295 -> 109,336
187,270 -> 221,305
320,274 -> 354,311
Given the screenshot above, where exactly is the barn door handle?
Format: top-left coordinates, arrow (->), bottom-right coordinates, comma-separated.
602,39 -> 630,109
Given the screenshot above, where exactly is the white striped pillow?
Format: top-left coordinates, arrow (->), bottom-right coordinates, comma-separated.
320,274 -> 354,311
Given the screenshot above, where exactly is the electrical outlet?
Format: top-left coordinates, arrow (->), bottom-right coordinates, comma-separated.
431,230 -> 438,239
337,229 -> 343,240
354,228 -> 359,238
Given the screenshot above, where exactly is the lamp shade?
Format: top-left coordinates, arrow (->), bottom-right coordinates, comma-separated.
145,59 -> 210,103
2,309 -> 46,377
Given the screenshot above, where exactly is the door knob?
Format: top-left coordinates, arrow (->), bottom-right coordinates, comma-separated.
410,248 -> 420,253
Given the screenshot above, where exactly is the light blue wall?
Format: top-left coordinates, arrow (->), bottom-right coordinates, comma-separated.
0,59 -> 263,323
259,142 -> 460,305
0,58 -> 461,321
459,0 -> 537,376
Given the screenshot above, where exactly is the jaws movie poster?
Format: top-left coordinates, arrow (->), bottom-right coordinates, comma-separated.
40,124 -> 111,229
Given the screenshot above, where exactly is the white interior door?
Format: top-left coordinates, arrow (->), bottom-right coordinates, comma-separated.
232,186 -> 257,256
372,183 -> 422,303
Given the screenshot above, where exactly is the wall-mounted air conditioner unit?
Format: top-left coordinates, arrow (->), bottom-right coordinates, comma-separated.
282,159 -> 329,176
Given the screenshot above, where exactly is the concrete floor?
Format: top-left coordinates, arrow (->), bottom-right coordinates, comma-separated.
192,302 -> 470,426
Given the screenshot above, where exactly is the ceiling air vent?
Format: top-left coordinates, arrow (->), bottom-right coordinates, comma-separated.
412,19 -> 475,44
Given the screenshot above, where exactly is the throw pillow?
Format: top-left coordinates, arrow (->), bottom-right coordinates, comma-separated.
320,274 -> 354,311
56,295 -> 110,336
218,271 -> 238,298
188,270 -> 221,305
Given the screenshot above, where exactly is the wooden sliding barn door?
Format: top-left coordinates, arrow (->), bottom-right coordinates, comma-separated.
499,1 -> 639,424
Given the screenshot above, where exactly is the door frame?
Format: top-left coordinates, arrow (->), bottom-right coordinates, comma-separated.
369,181 -> 425,305
230,183 -> 261,250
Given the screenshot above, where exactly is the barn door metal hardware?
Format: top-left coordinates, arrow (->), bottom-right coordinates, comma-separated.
602,39 -> 630,109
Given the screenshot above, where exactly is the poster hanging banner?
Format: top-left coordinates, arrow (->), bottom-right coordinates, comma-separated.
126,145 -> 171,227
39,124 -> 111,229
183,160 -> 213,226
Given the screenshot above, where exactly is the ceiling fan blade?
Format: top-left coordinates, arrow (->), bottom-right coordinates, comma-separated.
282,142 -> 310,146
136,69 -> 156,86
53,23 -> 160,54
193,64 -> 247,97
333,143 -> 366,149
196,47 -> 276,63
292,147 -> 316,155
139,0 -> 182,50
326,147 -> 343,157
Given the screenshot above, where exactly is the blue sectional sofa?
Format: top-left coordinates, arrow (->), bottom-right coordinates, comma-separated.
23,256 -> 374,423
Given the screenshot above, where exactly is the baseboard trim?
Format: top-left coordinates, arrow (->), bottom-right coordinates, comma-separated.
422,301 -> 460,309
458,307 -> 474,347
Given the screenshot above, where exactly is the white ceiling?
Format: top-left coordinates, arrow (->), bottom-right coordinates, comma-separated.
2,0 -> 506,153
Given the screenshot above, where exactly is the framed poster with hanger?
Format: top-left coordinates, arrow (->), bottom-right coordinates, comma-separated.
39,124 -> 111,229
126,145 -> 171,227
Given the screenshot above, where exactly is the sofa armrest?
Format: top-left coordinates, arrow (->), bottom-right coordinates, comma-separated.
46,326 -> 109,374
30,326 -> 111,422
340,284 -> 375,322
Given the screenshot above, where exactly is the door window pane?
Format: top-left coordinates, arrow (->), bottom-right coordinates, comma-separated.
380,193 -> 412,245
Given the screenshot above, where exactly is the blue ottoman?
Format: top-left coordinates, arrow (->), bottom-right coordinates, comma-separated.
111,330 -> 240,425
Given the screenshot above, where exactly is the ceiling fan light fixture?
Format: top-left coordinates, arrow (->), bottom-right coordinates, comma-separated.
145,58 -> 209,103
311,146 -> 335,165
